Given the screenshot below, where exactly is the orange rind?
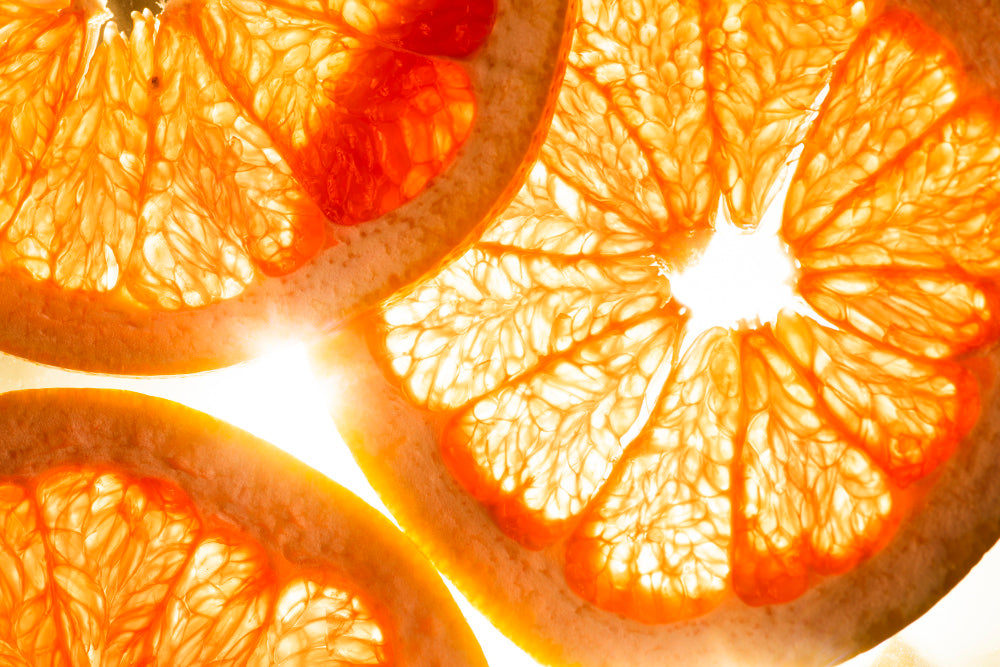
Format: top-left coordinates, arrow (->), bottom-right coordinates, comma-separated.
313,1 -> 1000,664
0,387 -> 486,666
0,0 -> 573,373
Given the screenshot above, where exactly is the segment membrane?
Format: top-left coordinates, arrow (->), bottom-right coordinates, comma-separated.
247,578 -> 386,666
0,5 -> 85,232
382,249 -> 669,411
195,0 -> 474,227
734,333 -> 892,605
800,269 -> 1000,359
36,471 -> 199,665
783,10 -> 961,244
562,0 -> 717,238
796,100 -> 1000,276
0,0 -> 491,307
373,0 -> 991,618
445,315 -> 684,547
0,484 -> 66,667
0,469 -> 391,665
128,18 -> 324,308
565,328 -> 740,622
149,536 -> 273,665
706,0 -> 866,229
3,23 -> 148,292
481,161 -> 654,257
773,311 -> 978,483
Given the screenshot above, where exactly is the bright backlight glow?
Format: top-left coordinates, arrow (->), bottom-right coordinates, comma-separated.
0,336 -> 995,666
671,189 -> 799,344
0,344 -> 536,666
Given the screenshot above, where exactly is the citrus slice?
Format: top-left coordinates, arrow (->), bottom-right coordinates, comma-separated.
0,387 -> 485,666
0,0 -> 572,373
313,0 -> 1000,664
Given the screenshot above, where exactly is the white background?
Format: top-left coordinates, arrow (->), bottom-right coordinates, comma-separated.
2,344 -> 998,667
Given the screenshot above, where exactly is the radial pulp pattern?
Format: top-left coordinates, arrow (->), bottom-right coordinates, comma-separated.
0,388 -> 486,667
0,0 -> 572,373
3,469 -> 387,665
314,0 -> 1000,663
1,0 -> 486,307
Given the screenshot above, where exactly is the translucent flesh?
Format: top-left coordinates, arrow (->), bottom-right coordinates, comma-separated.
444,315 -> 684,548
3,22 -> 147,294
793,99 -> 1000,275
133,16 -> 322,308
0,0 -> 490,307
273,0 -> 494,57
0,485 -> 64,667
705,0 -> 866,229
383,248 -> 671,412
0,6 -> 85,237
782,10 -> 961,244
799,269 -> 1000,360
561,0 -> 717,244
37,470 -> 199,664
565,329 -> 740,623
773,311 -> 978,484
0,469 -> 387,666
377,1 -> 1000,622
735,331 -> 892,604
194,0 -> 475,229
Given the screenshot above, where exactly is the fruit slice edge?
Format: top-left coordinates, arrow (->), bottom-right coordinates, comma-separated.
313,318 -> 1000,667
0,386 -> 486,667
0,0 -> 575,375
308,0 -> 1000,664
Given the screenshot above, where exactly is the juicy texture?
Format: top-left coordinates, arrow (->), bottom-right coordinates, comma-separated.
376,1 -> 1000,623
194,0 -> 476,230
734,331 -> 892,604
444,315 -> 684,548
705,0 -> 867,229
795,99 -> 1000,273
782,10 -> 962,244
557,0 -> 715,244
565,329 -> 740,622
773,312 -> 977,484
0,0 -> 491,308
0,468 -> 386,666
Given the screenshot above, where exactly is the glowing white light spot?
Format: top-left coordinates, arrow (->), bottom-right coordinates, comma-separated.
668,138 -> 834,350
671,195 -> 798,343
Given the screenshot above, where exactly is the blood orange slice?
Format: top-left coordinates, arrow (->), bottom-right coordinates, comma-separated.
0,0 -> 572,373
313,1 -> 1000,665
0,387 -> 485,666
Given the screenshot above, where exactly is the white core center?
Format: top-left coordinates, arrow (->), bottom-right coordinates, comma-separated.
670,185 -> 799,343
668,85 -> 833,351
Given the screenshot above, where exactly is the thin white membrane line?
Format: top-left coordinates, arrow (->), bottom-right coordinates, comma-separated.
620,80 -> 840,466
618,344 -> 677,453
670,79 -> 837,356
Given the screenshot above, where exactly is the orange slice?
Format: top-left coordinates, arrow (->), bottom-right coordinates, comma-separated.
0,387 -> 485,666
0,0 -> 572,373
312,1 -> 1000,665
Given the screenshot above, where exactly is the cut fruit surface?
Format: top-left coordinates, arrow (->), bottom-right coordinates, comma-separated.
0,388 -> 486,666
0,0 -> 572,373
313,0 -> 1000,665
